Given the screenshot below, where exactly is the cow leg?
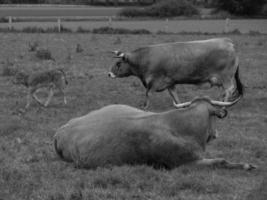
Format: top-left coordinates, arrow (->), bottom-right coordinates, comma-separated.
223,80 -> 235,102
168,86 -> 180,104
143,88 -> 150,110
195,158 -> 256,170
44,88 -> 54,107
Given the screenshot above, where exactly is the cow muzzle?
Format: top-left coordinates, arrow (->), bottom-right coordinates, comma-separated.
108,72 -> 116,78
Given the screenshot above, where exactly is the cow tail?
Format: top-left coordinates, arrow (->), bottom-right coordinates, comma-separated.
234,65 -> 244,97
54,138 -> 64,160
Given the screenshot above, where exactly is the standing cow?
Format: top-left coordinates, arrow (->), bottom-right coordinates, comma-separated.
54,96 -> 255,170
108,38 -> 243,109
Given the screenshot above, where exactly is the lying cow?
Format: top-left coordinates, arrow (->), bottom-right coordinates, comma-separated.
108,38 -> 244,109
54,97 -> 255,170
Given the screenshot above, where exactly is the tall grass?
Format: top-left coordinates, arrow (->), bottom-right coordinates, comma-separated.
0,26 -> 264,36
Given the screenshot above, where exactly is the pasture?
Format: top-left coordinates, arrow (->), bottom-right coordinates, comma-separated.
0,33 -> 266,200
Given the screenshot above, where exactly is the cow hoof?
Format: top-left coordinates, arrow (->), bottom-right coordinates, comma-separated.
244,163 -> 257,170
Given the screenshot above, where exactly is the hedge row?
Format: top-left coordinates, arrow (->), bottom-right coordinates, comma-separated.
0,26 -> 263,36
119,0 -> 199,17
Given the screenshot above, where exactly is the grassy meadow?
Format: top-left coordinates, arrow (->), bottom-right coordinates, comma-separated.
0,33 -> 266,200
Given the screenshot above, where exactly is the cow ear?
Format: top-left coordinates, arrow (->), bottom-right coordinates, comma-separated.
214,108 -> 228,119
122,54 -> 129,62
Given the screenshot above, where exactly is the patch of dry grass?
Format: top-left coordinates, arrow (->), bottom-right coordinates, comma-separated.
0,33 -> 266,200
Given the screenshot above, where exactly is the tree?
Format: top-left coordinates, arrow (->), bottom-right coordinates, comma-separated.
215,0 -> 265,16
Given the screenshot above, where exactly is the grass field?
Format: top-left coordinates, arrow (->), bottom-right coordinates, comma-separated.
0,33 -> 266,200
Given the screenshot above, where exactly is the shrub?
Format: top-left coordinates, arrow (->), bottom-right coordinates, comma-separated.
229,28 -> 242,35
50,26 -> 72,33
75,43 -> 83,53
92,27 -> 151,34
119,7 -> 147,17
28,41 -> 39,52
76,26 -> 91,33
47,193 -> 65,200
113,36 -> 122,44
22,27 -> 45,33
0,17 -> 8,23
215,0 -> 265,16
22,26 -> 72,33
119,0 -> 199,17
130,28 -> 151,34
35,48 -> 54,60
2,59 -> 18,76
248,30 -> 261,36
262,4 -> 267,16
146,0 -> 199,17
2,65 -> 18,76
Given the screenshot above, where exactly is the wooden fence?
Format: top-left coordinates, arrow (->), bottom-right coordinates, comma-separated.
6,16 -> 233,33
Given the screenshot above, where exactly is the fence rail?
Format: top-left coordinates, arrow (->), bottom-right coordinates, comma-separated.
2,17 -> 267,34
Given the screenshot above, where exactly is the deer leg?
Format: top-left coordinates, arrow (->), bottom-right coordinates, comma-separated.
25,90 -> 32,109
59,88 -> 67,105
63,92 -> 67,105
44,88 -> 54,107
32,89 -> 43,105
25,87 -> 39,109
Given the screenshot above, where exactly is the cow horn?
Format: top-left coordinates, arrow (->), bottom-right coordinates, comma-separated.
210,96 -> 241,107
110,50 -> 125,58
173,101 -> 192,109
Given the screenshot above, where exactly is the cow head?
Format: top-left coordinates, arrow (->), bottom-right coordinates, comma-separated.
173,96 -> 240,144
108,51 -> 133,78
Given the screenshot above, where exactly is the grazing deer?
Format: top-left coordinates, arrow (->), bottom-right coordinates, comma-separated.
13,69 -> 68,109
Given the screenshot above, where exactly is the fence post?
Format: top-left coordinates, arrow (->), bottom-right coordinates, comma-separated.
57,18 -> 61,33
8,16 -> 12,30
224,18 -> 230,33
108,17 -> 113,27
164,18 -> 169,32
